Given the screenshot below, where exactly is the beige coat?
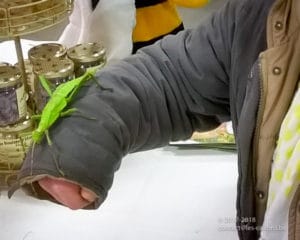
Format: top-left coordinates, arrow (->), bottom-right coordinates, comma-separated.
254,0 -> 300,238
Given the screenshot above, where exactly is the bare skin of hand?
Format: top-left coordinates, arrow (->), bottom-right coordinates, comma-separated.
38,177 -> 97,210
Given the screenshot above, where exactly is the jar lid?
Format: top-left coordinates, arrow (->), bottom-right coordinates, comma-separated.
67,42 -> 106,63
28,43 -> 67,63
0,66 -> 22,88
33,58 -> 74,79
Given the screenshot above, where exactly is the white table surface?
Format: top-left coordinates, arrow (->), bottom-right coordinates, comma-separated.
0,146 -> 239,240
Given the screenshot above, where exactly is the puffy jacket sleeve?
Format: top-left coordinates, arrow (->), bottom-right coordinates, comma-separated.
9,0 -> 237,208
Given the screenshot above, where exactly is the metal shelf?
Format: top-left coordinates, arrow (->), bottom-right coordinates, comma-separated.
0,0 -> 73,38
0,0 -> 73,94
0,1 -> 74,189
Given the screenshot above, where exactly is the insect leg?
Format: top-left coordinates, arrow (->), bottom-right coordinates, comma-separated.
39,75 -> 54,97
60,108 -> 77,117
49,145 -> 65,177
31,114 -> 41,121
45,130 -> 52,146
61,107 -> 97,120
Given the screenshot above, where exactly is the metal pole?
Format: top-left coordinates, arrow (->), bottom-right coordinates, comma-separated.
14,36 -> 29,93
14,36 -> 35,112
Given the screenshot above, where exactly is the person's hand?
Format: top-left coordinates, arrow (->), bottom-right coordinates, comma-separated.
38,177 -> 97,210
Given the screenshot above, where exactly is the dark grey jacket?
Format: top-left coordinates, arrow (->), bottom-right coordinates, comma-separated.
12,0 -> 278,239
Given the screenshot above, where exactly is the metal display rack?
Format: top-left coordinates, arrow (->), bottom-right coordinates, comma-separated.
0,0 -> 74,189
0,0 -> 74,91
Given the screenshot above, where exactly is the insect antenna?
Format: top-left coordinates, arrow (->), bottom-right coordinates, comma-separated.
49,145 -> 65,177
30,142 -> 65,183
30,142 -> 36,177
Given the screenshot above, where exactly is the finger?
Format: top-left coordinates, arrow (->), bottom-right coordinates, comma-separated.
81,187 -> 97,203
38,177 -> 92,210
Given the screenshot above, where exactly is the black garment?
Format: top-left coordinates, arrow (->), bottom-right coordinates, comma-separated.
132,23 -> 184,54
92,0 -> 168,10
91,0 -> 99,10
135,0 -> 166,8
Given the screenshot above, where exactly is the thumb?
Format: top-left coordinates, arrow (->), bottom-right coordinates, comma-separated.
81,187 -> 97,203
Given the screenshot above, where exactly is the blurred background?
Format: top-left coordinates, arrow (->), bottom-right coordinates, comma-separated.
25,0 -> 229,41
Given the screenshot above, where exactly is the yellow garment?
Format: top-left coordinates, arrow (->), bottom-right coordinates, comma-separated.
173,0 -> 209,8
260,87 -> 300,239
132,0 -> 209,52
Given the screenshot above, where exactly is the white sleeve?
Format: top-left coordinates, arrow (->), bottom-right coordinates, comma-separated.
58,0 -> 136,62
58,0 -> 92,47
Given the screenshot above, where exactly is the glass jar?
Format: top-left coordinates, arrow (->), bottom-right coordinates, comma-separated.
33,58 -> 74,112
28,43 -> 67,66
0,66 -> 28,126
67,42 -> 106,77
0,114 -> 33,189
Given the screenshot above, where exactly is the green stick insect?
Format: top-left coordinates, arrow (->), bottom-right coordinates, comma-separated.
29,68 -> 100,176
32,68 -> 98,145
